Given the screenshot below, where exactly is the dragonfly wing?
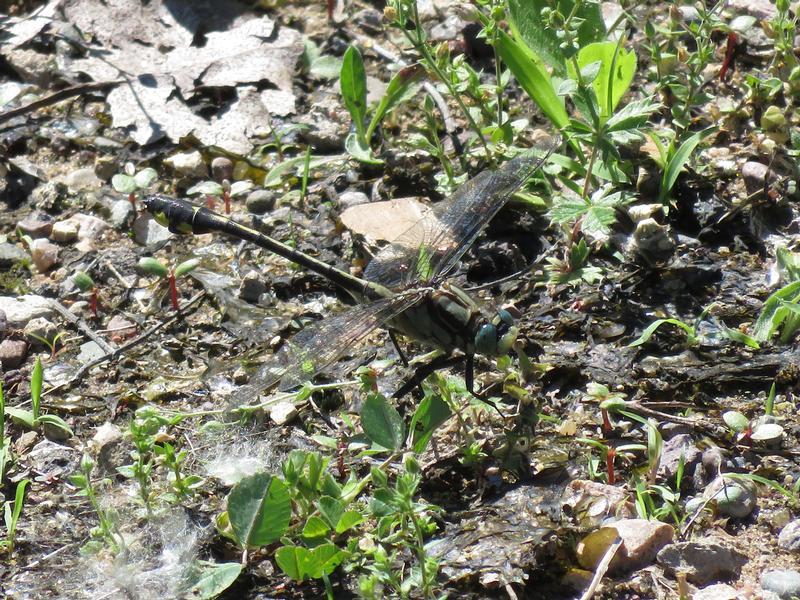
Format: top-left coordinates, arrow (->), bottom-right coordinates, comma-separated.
363,143 -> 556,287
230,293 -> 423,405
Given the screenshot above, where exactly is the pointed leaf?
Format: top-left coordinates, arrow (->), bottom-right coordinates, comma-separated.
361,394 -> 405,451
340,45 -> 368,143
227,473 -> 291,548
182,561 -> 242,599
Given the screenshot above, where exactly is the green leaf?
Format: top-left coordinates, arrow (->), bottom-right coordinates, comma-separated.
5,407 -> 35,429
409,395 -> 451,454
137,257 -> 169,278
569,42 -> 637,120
367,64 -> 424,140
174,258 -> 201,277
111,173 -> 136,194
187,181 -> 223,196
345,133 -> 382,164
302,515 -> 331,539
182,561 -> 242,600
72,271 -> 95,292
306,543 -> 345,579
334,510 -> 364,534
604,96 -> 661,133
722,411 -> 749,432
722,327 -> 760,349
133,167 -> 158,189
752,280 -> 800,342
628,318 -> 694,347
276,545 -> 307,581
30,357 -> 42,420
493,30 -> 569,129
507,0 -> 605,76
659,127 -> 716,203
310,55 -> 344,80
317,496 -> 344,529
227,473 -> 291,548
36,414 -> 73,437
360,394 -> 405,451
263,155 -> 342,188
340,45 -> 368,144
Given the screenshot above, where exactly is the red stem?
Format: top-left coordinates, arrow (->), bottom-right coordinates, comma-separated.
90,288 -> 98,318
601,408 -> 612,433
128,192 -> 137,208
719,32 -> 737,80
223,191 -> 231,214
168,272 -> 179,310
606,448 -> 616,485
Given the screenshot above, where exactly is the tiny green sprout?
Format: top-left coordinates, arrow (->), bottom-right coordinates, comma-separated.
112,163 -> 158,208
72,270 -> 99,318
138,257 -> 200,311
1,478 -> 29,555
187,179 -> 253,214
4,358 -> 72,439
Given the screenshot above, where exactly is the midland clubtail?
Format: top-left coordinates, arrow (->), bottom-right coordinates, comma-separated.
142,145 -> 554,402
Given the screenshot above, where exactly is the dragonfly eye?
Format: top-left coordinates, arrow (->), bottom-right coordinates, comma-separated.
496,325 -> 519,355
475,322 -> 498,356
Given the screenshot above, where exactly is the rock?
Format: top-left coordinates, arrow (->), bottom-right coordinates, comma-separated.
692,583 -> 741,600
629,218 -> 675,263
70,213 -> 109,240
340,197 -> 433,244
0,339 -> 28,369
742,161 -> 777,196
28,440 -> 78,477
91,422 -> 126,474
0,295 -> 54,328
657,539 -> 747,585
270,401 -> 298,425
51,219 -> 79,242
762,570 -> 800,599
703,475 -> 757,518
64,167 -> 102,191
30,238 -> 60,272
239,270 -> 269,303
77,341 -> 105,363
338,191 -> 370,210
0,242 -> 28,268
430,14 -> 468,41
110,199 -> 135,229
561,480 -> 637,527
245,189 -> 276,214
164,150 -> 207,178
211,157 -> 234,182
778,519 -> 800,551
658,434 -> 702,481
628,203 -> 663,223
0,310 -> 6,336
133,213 -> 173,247
726,0 -> 776,19
23,317 -> 58,347
106,315 -> 137,342
576,518 -> 673,574
300,96 -> 349,151
94,155 -> 119,181
17,214 -> 53,238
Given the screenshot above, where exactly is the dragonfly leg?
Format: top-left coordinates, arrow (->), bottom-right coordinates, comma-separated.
465,355 -> 504,416
388,330 -> 409,366
392,354 -> 465,399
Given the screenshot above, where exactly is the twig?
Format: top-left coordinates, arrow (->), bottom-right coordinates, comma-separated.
43,292 -> 206,396
48,299 -> 115,354
579,535 -> 622,600
0,80 -> 122,125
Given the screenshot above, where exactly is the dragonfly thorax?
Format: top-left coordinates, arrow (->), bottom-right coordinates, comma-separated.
388,284 -> 518,357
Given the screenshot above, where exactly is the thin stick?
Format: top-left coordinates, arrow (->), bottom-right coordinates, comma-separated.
0,80 -> 122,125
579,535 -> 622,600
48,299 -> 115,354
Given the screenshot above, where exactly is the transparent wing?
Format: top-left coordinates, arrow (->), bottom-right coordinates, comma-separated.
230,292 -> 424,405
363,144 -> 556,288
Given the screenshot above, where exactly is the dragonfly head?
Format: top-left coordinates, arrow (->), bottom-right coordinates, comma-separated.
474,308 -> 519,356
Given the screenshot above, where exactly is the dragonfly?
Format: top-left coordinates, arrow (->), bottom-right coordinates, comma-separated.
142,144 -> 554,404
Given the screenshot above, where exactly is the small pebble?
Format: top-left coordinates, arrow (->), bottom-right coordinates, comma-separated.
762,569 -> 800,600
239,270 -> 269,303
110,199 -> 135,229
51,219 -> 79,242
778,519 -> 800,552
0,242 -> 29,268
0,339 -> 28,369
338,191 -> 370,210
164,150 -> 207,178
64,167 -> 101,191
30,238 -> 60,272
703,475 -> 757,518
692,583 -> 741,600
657,539 -> 747,585
17,214 -> 53,238
576,518 -> 673,574
23,317 -> 58,347
0,295 -> 54,328
211,157 -> 234,182
270,401 -> 298,425
245,189 -> 276,214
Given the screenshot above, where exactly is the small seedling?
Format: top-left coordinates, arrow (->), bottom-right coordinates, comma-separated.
0,383 -> 9,485
1,479 -> 29,555
186,179 -> 253,214
138,257 -> 200,311
112,162 -> 158,208
69,453 -> 123,552
72,270 -> 99,318
4,358 -> 72,439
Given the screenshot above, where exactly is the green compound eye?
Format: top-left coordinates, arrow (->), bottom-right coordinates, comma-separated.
475,322 -> 498,356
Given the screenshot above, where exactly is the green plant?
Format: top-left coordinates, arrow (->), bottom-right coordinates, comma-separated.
629,304 -> 759,349
0,383 -> 10,484
766,0 -> 799,80
69,454 -> 124,553
138,256 -> 200,311
153,441 -> 204,500
112,162 -> 158,207
72,270 -> 99,318
4,358 -> 72,438
1,479 -> 29,555
339,44 -> 423,162
545,238 -> 603,286
647,126 -> 717,205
